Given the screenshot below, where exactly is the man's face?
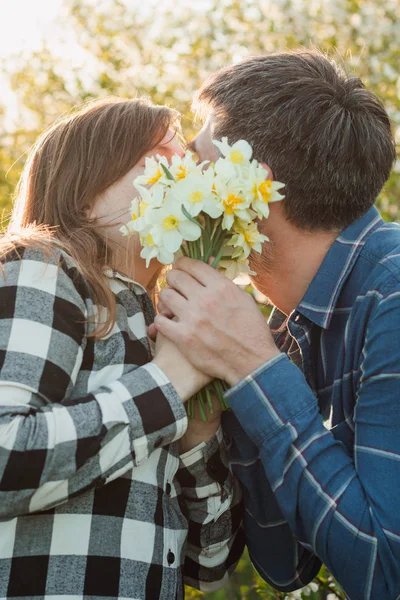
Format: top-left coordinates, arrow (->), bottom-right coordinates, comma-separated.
189,117 -> 220,163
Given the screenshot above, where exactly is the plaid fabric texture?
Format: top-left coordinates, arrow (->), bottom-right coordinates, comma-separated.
0,246 -> 243,599
223,206 -> 400,599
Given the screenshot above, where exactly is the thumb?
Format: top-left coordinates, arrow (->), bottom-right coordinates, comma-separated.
148,323 -> 157,341
154,313 -> 180,343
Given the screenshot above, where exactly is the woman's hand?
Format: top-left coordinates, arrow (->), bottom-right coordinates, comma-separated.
152,331 -> 211,402
179,390 -> 222,453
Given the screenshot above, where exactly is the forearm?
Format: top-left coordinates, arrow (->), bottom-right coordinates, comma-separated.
226,355 -> 400,599
0,363 -> 187,517
223,410 -> 321,591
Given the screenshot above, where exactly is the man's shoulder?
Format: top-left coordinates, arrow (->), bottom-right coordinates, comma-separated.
358,221 -> 400,290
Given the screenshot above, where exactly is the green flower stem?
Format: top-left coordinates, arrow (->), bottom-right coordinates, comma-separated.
185,222 -> 230,421
198,391 -> 207,421
205,386 -> 214,414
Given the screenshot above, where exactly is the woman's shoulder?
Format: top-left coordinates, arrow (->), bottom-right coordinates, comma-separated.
0,240 -> 92,304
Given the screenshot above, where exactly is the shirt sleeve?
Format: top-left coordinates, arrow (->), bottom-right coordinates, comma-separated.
224,284 -> 400,600
176,427 -> 245,592
222,410 -> 322,592
0,247 -> 187,518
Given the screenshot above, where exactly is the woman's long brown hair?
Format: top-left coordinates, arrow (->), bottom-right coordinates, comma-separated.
1,97 -> 176,337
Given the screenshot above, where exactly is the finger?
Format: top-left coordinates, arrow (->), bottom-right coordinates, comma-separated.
156,299 -> 174,318
154,313 -> 181,343
166,268 -> 203,299
173,256 -> 224,286
148,323 -> 157,340
159,287 -> 187,316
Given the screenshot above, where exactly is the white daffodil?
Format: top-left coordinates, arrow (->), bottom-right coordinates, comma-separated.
120,185 -> 164,236
126,185 -> 165,237
134,155 -> 170,188
213,157 -> 237,182
119,221 -> 138,237
213,137 -> 253,166
217,257 -> 255,280
119,197 -> 148,236
169,151 -> 206,181
226,219 -> 269,260
148,197 -> 201,253
134,182 -> 164,208
119,138 -> 286,282
172,170 -> 223,218
249,162 -> 285,219
213,176 -> 254,230
140,232 -> 175,267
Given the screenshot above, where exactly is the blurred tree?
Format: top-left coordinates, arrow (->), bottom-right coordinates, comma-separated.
1,0 -> 399,223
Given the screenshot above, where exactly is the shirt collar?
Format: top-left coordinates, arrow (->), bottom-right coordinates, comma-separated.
296,206 -> 383,330
103,268 -> 147,294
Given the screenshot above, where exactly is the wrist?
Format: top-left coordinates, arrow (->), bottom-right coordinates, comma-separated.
152,358 -> 195,402
225,347 -> 281,386
179,421 -> 220,453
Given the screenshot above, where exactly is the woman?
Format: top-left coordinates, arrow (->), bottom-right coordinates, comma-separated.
0,97 -> 243,599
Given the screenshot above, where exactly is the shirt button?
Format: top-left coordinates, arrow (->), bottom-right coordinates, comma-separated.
167,550 -> 175,565
165,482 -> 171,495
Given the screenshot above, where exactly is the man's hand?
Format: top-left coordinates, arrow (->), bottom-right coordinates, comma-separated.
153,257 -> 281,386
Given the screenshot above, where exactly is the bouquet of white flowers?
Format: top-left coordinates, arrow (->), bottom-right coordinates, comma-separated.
120,138 -> 285,419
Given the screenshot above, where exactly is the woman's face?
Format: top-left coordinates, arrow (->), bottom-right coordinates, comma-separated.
92,130 -> 184,283
93,130 -> 184,245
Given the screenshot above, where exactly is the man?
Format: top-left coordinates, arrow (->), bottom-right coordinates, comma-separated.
153,50 -> 400,599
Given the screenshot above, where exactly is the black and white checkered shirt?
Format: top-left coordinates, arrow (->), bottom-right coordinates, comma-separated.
0,246 -> 243,599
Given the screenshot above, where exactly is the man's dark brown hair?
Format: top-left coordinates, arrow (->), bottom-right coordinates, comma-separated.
194,50 -> 397,231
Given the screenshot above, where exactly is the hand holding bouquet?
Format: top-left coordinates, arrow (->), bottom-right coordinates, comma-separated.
121,138 -> 285,419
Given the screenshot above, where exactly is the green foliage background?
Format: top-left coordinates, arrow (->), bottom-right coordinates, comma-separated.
0,1 -> 399,597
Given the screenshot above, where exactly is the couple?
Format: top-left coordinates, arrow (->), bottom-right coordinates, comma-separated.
0,48 -> 399,600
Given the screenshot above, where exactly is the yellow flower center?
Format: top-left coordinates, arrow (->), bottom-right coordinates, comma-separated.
230,150 -> 244,164
223,193 -> 243,215
163,215 -> 179,230
131,213 -> 138,220
147,168 -> 162,185
146,233 -> 155,247
244,230 -> 255,245
259,180 -> 273,203
139,201 -> 148,217
176,166 -> 187,180
189,191 -> 203,204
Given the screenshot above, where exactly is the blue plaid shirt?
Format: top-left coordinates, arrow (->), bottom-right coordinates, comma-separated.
222,206 -> 400,600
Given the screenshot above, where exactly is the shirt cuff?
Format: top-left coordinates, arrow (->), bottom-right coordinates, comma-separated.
122,362 -> 188,459
224,353 -> 318,448
178,427 -> 231,493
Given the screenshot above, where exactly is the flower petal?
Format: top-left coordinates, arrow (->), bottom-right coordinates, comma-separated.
178,219 -> 202,241
163,228 -> 182,253
157,247 -> 175,265
232,140 -> 253,161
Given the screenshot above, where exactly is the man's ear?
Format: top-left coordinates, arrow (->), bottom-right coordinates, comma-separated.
261,162 -> 274,180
